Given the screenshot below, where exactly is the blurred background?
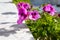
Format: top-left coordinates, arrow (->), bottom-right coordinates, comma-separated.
12,0 -> 60,12
13,0 -> 60,6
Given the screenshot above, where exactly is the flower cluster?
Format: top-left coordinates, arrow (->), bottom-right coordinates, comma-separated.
17,2 -> 56,24
17,2 -> 31,10
43,4 -> 56,16
17,2 -> 40,24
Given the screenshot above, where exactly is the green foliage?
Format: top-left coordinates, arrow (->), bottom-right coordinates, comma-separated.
26,12 -> 60,40
13,0 -> 31,4
31,7 -> 40,11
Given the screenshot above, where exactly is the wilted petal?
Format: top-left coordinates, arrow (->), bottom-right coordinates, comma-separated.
58,14 -> 60,17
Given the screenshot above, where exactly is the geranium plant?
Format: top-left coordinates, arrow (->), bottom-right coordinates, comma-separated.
17,2 -> 60,40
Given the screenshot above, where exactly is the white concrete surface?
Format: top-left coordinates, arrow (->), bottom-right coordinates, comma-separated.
0,0 -> 12,2
0,14 -> 34,40
0,3 -> 18,13
0,3 -> 18,22
0,2 -> 34,40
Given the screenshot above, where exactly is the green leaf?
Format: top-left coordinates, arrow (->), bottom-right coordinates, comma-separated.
13,0 -> 31,4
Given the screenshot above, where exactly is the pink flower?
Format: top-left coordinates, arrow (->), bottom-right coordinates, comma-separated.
17,2 -> 24,7
17,7 -> 27,24
17,2 -> 30,10
17,2 -> 25,10
43,4 -> 56,16
23,3 -> 31,10
29,10 -> 40,20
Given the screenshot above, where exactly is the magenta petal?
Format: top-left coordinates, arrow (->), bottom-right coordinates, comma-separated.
43,4 -> 51,12
17,2 -> 25,8
17,16 -> 24,24
43,4 -> 56,16
17,2 -> 30,10
17,19 -> 22,24
29,10 -> 40,20
50,12 -> 55,16
17,7 -> 28,24
18,7 -> 27,15
23,3 -> 30,9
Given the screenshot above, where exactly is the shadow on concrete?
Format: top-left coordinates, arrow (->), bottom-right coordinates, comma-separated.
0,22 -> 15,24
0,2 -> 13,3
0,22 -> 10,24
0,28 -> 16,37
26,31 -> 31,34
30,37 -> 34,40
2,12 -> 16,15
10,23 -> 28,29
0,23 -> 28,37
